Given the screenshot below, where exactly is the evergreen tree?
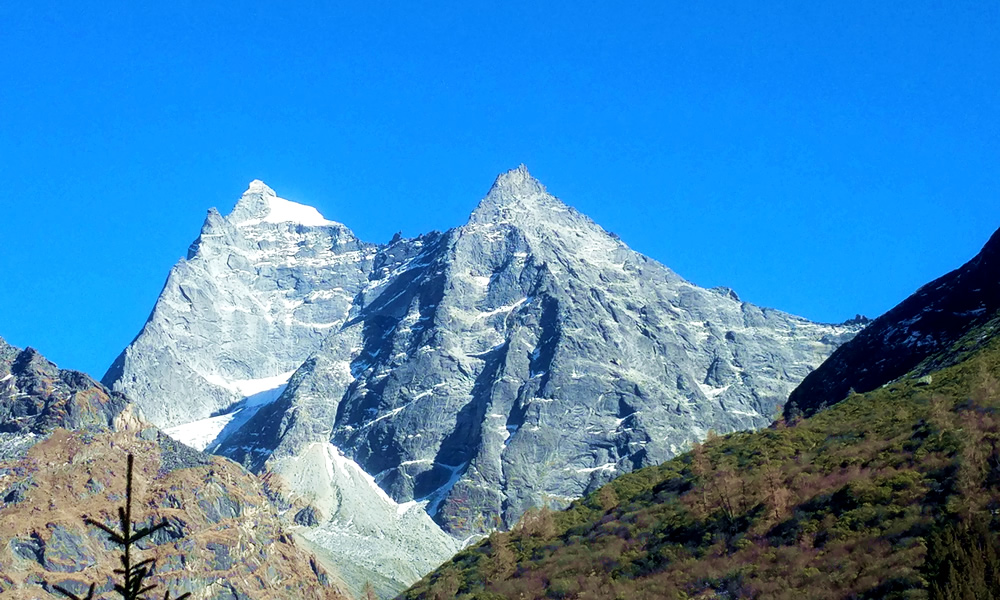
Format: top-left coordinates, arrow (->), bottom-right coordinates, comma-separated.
52,454 -> 192,600
361,581 -> 377,600
926,517 -> 1000,600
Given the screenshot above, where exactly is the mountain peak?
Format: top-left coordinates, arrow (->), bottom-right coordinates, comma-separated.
486,164 -> 547,201
229,180 -> 335,227
228,180 -> 275,223
247,178 -> 270,192
469,165 -> 570,226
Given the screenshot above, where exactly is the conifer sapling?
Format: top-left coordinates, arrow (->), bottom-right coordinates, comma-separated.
52,453 -> 192,600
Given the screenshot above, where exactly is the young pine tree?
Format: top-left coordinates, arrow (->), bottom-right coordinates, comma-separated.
52,454 -> 192,600
361,581 -> 377,600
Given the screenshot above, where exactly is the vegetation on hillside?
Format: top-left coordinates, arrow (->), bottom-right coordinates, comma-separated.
401,317 -> 1000,599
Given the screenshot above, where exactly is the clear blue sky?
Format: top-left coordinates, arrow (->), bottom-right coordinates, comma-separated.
1,2 -> 997,379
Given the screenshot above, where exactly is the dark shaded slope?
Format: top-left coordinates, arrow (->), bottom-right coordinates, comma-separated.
785,227 -> 1000,419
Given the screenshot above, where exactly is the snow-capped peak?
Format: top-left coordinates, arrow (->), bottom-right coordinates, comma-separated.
230,180 -> 335,227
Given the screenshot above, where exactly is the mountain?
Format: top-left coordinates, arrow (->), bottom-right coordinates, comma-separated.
0,338 -> 348,599
103,180 -> 459,597
103,166 -> 862,593
785,226 -> 1000,419
0,430 -> 350,600
401,246 -> 1000,600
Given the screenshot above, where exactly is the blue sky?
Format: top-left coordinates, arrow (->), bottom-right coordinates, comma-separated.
1,2 -> 997,378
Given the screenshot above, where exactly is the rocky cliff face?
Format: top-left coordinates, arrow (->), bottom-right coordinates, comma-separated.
0,337 -> 130,440
215,167 -> 860,537
0,335 -> 133,462
102,181 -> 459,596
105,167 -> 862,591
785,226 -> 1000,419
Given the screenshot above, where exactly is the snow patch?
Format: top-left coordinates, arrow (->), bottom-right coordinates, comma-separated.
727,409 -> 763,418
421,461 -> 469,517
163,372 -> 294,451
164,412 -> 239,452
396,500 -> 418,516
276,442 -> 460,593
572,463 -> 617,474
477,297 -> 527,319
696,382 -> 730,400
325,444 -> 401,508
264,195 -> 334,226
237,185 -> 336,227
202,371 -> 297,398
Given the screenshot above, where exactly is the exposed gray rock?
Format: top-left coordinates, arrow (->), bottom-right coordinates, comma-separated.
294,506 -> 321,527
198,492 -> 242,524
0,433 -> 36,463
44,578 -> 93,597
218,166 -> 862,536
41,525 -> 94,573
0,339 -> 130,440
205,542 -> 234,571
2,480 -> 29,504
10,534 -> 43,563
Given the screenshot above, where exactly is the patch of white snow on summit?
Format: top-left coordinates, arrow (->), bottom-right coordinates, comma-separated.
263,195 -> 335,226
236,182 -> 335,227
